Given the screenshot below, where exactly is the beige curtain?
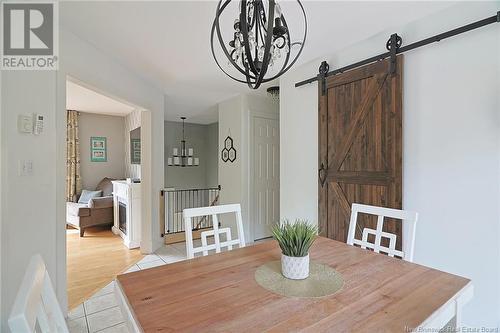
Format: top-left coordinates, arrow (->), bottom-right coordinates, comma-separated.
66,111 -> 82,202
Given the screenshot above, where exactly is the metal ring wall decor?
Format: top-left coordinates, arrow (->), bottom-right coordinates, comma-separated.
211,0 -> 307,89
222,136 -> 237,163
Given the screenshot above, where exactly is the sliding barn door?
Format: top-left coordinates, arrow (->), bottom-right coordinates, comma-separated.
318,57 -> 403,249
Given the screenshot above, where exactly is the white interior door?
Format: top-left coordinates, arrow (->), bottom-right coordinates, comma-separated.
252,116 -> 279,241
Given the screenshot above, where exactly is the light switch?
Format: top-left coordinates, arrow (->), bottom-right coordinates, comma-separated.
19,160 -> 33,176
18,115 -> 33,133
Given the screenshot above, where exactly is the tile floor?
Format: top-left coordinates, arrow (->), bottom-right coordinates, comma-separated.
66,242 -> 188,333
66,239 -> 271,333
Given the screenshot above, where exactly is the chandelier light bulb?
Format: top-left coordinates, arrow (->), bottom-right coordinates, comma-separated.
211,0 -> 307,89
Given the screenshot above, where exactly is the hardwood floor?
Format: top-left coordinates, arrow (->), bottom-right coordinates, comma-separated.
67,226 -> 143,310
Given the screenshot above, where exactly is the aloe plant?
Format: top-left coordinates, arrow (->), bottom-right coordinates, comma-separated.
272,219 -> 317,257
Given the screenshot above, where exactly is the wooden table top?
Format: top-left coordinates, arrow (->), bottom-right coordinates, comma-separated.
116,237 -> 470,332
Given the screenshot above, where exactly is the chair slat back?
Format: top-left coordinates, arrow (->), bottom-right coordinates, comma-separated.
183,204 -> 245,259
347,203 -> 418,262
9,254 -> 69,333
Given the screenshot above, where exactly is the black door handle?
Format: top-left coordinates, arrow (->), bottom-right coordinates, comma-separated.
319,162 -> 328,187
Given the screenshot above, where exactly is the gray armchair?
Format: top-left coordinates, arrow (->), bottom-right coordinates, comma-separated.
66,178 -> 115,237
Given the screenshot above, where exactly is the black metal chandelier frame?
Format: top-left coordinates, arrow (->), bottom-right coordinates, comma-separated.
168,117 -> 199,168
211,0 -> 307,89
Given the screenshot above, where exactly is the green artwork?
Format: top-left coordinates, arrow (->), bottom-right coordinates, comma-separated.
90,137 -> 107,162
131,138 -> 141,164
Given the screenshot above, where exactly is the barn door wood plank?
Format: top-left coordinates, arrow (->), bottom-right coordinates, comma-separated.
330,73 -> 388,172
318,77 -> 329,237
327,171 -> 392,185
330,183 -> 351,216
318,56 -> 403,247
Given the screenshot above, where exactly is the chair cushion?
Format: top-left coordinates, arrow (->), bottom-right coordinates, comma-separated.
66,202 -> 90,217
78,190 -> 102,204
95,177 -> 115,197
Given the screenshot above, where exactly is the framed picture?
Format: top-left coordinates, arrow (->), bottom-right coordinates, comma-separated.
90,137 -> 107,162
91,150 -> 106,162
132,140 -> 141,150
91,137 -> 106,149
131,138 -> 141,164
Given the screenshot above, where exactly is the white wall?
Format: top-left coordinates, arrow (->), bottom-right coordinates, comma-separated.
0,25 -> 165,331
218,95 -> 246,236
1,71 -> 58,333
401,4 -> 499,327
206,122 -> 219,188
280,2 -> 500,327
280,58 -> 319,224
78,112 -> 126,190
218,94 -> 278,242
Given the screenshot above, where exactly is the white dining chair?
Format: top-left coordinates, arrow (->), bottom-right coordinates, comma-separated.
8,254 -> 69,333
183,204 -> 246,259
347,203 -> 418,262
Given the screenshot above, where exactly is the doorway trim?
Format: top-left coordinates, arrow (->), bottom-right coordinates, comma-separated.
57,75 -> 155,312
249,110 -> 279,243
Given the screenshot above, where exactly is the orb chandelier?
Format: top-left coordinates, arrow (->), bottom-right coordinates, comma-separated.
211,0 -> 307,89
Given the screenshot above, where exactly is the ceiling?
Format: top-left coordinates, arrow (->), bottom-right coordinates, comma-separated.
60,1 -> 455,124
66,80 -> 135,116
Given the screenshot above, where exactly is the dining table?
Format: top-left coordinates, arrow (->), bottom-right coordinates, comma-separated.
115,237 -> 473,332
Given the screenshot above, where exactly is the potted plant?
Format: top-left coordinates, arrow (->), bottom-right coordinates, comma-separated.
272,219 -> 317,280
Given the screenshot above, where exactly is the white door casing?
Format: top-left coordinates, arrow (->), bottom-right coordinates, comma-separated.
252,116 -> 279,241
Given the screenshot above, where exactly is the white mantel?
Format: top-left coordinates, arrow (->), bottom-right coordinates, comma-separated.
112,180 -> 141,249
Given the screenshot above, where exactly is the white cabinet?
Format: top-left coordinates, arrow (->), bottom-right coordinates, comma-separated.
112,180 -> 141,249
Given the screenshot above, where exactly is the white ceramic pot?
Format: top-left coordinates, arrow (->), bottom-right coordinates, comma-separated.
281,254 -> 310,280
